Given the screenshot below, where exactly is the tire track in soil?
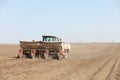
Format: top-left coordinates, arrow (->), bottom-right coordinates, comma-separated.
45,54 -> 112,80
116,62 -> 120,80
105,56 -> 119,80
48,50 -> 118,80
89,57 -> 112,80
88,47 -> 120,80
7,53 -> 107,80
48,47 -> 116,80
88,55 -> 119,80
40,46 -> 117,80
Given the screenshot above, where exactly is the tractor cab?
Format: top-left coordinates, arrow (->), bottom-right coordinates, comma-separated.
42,35 -> 62,42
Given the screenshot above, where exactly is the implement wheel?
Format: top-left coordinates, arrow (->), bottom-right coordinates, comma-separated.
31,52 -> 35,59
44,53 -> 48,59
17,54 -> 23,58
17,49 -> 23,58
31,49 -> 36,59
57,53 -> 62,60
44,49 -> 49,59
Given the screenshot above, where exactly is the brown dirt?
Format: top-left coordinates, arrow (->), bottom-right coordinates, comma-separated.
0,43 -> 120,80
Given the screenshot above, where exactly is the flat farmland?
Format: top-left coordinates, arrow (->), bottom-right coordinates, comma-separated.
0,43 -> 120,80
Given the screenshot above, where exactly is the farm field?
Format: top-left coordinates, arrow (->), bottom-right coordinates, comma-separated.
0,43 -> 120,80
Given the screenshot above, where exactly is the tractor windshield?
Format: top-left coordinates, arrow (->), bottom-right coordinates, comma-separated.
43,36 -> 61,42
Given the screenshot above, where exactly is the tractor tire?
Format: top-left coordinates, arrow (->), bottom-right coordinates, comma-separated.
17,54 -> 23,58
38,54 -> 41,59
63,53 -> 68,59
57,53 -> 62,60
31,53 -> 35,59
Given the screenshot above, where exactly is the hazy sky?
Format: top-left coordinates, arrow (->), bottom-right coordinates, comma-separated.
0,0 -> 120,43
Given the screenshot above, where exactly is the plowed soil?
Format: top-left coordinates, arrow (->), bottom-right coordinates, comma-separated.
0,43 -> 120,80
